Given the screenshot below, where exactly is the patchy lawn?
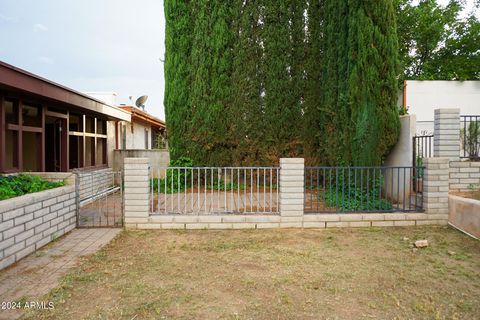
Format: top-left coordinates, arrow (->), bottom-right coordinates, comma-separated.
25,226 -> 480,320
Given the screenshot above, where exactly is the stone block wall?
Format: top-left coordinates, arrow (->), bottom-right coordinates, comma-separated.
123,157 -> 447,229
434,109 -> 460,159
279,158 -> 304,218
423,157 -> 450,215
124,158 -> 150,223
0,185 -> 77,270
76,168 -> 114,201
449,161 -> 480,192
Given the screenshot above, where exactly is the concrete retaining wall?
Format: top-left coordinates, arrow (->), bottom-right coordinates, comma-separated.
0,184 -> 77,270
384,114 -> 416,201
449,195 -> 480,239
113,149 -> 169,178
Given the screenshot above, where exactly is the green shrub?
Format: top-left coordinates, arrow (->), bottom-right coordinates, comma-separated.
461,121 -> 480,160
152,157 -> 253,194
152,157 -> 193,194
323,171 -> 392,211
0,174 -> 65,201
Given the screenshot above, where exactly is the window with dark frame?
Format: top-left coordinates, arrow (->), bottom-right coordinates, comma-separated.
1,94 -> 111,173
145,128 -> 149,149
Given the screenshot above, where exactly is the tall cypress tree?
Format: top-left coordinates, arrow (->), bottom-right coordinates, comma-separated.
164,0 -> 192,161
230,0 -> 265,165
263,0 -> 301,161
207,0 -> 234,165
318,0 -> 399,166
347,0 -> 400,166
318,0 -> 350,165
164,0 -> 400,166
303,0 -> 324,164
290,0 -> 307,157
188,0 -> 211,164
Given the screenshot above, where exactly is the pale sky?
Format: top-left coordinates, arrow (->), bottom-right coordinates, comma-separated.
0,1 -> 477,121
0,0 -> 166,119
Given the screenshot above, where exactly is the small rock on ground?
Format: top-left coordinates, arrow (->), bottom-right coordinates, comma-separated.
414,240 -> 428,248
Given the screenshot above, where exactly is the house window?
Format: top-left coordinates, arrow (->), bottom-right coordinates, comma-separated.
2,98 -> 42,172
121,124 -> 126,149
145,128 -> 149,149
22,104 -> 41,127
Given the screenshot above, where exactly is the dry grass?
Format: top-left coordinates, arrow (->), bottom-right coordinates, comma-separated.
25,226 -> 480,320
451,190 -> 480,201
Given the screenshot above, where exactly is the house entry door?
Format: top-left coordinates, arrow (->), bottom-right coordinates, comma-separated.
45,116 -> 67,172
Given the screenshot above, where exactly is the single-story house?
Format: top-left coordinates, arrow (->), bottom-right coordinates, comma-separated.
84,92 -> 167,150
0,61 -> 131,173
117,105 -> 166,150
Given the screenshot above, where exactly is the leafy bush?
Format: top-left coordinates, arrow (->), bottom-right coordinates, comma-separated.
152,157 -> 254,193
152,157 -> 193,193
460,120 -> 480,160
322,171 -> 392,211
0,174 -> 65,201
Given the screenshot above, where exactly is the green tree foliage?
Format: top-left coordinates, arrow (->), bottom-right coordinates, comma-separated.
230,0 -> 266,165
318,1 -> 350,165
303,0 -> 324,164
164,0 -> 401,166
263,0 -> 302,161
395,0 -> 480,80
347,0 -> 401,166
164,0 -> 192,160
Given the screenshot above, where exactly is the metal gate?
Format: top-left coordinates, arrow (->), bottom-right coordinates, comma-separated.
76,170 -> 123,228
412,134 -> 434,193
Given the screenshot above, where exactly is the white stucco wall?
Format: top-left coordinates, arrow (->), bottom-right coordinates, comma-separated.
84,92 -> 118,106
107,121 -> 116,168
399,81 -> 480,134
119,121 -> 152,150
383,114 -> 416,202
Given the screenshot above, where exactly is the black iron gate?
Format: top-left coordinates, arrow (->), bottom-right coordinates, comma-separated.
76,170 -> 123,228
412,134 -> 433,193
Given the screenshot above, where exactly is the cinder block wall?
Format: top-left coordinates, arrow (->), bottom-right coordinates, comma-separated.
76,168 -> 114,200
123,157 -> 447,229
449,161 -> 480,192
423,157 -> 450,215
434,109 -> 460,159
124,158 -> 150,223
0,185 -> 77,270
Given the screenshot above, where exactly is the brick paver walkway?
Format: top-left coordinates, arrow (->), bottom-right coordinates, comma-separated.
0,228 -> 121,320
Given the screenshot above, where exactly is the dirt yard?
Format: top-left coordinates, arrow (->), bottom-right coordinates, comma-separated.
451,190 -> 480,201
24,226 -> 480,320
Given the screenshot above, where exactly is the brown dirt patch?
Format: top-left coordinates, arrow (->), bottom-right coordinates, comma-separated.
24,227 -> 480,320
451,190 -> 480,201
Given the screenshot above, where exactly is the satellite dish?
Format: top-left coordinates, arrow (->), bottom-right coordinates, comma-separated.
135,95 -> 148,110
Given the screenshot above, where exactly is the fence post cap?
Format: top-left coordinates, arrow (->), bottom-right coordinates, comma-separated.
280,158 -> 304,165
124,158 -> 149,164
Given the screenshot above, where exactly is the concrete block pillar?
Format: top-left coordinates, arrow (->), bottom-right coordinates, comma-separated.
279,158 -> 304,217
124,158 -> 150,223
434,108 -> 460,159
423,157 -> 449,214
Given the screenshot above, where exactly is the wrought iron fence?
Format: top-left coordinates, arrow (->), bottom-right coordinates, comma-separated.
413,134 -> 434,163
304,167 -> 423,213
150,167 -> 279,215
460,115 -> 480,160
412,134 -> 433,192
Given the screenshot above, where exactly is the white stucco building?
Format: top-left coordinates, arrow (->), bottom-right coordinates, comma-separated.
399,80 -> 480,134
